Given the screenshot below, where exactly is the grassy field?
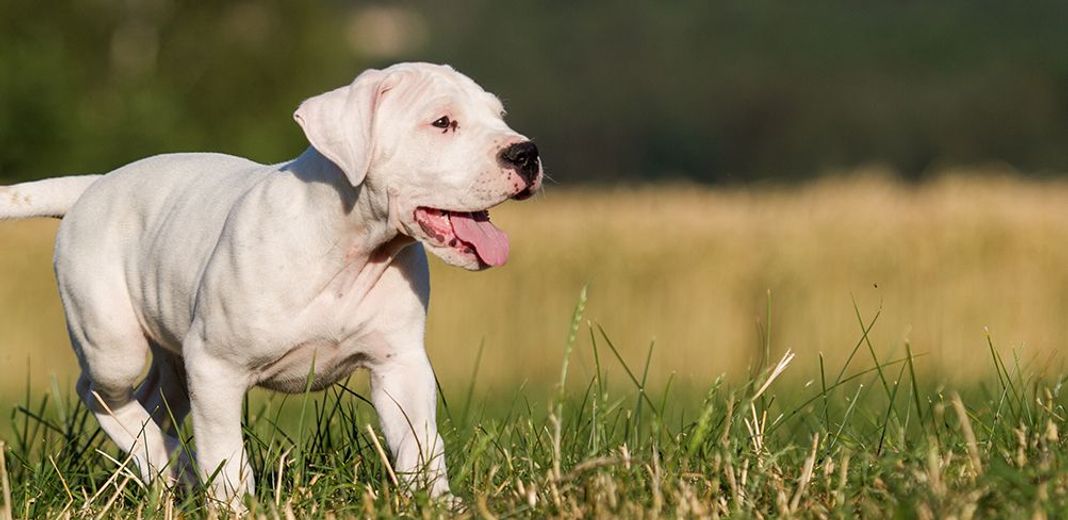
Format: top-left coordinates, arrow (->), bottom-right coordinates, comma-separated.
4,173 -> 1068,516
2,288 -> 1068,517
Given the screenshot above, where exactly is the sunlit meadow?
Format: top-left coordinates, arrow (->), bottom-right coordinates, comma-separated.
5,170 -> 1068,397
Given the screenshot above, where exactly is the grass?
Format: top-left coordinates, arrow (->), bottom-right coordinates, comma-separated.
3,289 -> 1068,518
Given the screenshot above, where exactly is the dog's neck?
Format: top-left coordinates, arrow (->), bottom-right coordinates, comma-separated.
284,147 -> 416,262
279,147 -> 415,300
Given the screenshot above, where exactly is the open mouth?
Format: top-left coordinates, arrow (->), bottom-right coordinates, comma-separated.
413,207 -> 510,267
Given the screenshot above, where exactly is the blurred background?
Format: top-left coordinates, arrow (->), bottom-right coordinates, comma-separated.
3,1 -> 1068,400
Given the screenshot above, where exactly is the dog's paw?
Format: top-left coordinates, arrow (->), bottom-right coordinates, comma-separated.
437,493 -> 466,513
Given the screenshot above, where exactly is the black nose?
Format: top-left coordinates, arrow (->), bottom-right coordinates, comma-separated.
500,141 -> 540,181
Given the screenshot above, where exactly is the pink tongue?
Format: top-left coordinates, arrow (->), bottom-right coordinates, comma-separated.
450,212 -> 510,266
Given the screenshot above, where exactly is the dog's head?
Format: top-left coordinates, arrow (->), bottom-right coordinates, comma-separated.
294,62 -> 543,270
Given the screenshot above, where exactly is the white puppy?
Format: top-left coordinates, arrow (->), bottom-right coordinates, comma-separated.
0,62 -> 542,506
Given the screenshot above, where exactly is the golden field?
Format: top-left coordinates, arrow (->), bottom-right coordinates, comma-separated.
3,171 -> 1068,398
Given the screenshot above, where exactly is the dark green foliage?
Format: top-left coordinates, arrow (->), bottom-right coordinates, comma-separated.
2,2 -> 1067,184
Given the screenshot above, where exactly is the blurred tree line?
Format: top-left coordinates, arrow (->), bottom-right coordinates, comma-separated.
2,0 -> 1067,184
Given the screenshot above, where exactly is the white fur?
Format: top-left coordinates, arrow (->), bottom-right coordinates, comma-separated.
0,62 -> 542,508
0,175 -> 102,219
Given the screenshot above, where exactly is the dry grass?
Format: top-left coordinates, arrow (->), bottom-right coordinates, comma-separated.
3,171 -> 1068,398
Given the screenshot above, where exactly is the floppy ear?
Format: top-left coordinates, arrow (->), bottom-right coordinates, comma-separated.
293,69 -> 388,186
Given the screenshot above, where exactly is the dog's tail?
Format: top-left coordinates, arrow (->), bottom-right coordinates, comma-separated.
0,175 -> 103,220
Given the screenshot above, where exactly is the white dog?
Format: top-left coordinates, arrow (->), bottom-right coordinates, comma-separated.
0,62 -> 542,507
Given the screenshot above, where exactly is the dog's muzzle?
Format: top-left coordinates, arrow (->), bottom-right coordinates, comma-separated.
500,141 -> 540,200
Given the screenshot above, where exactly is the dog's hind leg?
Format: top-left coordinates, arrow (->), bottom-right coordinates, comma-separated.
67,307 -> 177,484
134,346 -> 194,483
135,346 -> 190,437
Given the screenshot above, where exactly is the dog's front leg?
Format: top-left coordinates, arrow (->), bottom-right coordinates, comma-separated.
370,349 -> 451,497
183,334 -> 254,510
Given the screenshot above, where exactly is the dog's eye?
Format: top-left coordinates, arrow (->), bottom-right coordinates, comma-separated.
431,116 -> 451,129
